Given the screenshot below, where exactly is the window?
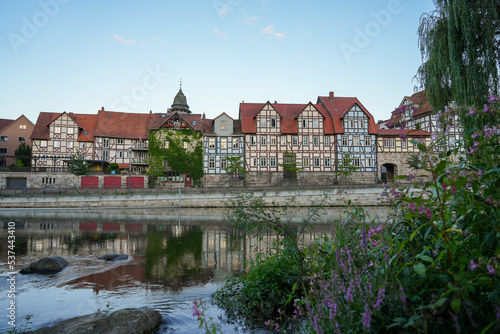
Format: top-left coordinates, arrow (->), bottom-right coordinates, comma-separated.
383,138 -> 389,148
221,157 -> 227,169
40,140 -> 47,147
221,137 -> 227,149
303,157 -> 310,167
292,136 -> 299,145
208,138 -> 215,148
324,136 -> 330,146
314,157 -> 320,167
325,158 -> 331,167
209,158 -> 215,169
365,137 -> 371,146
270,118 -> 276,127
260,157 -> 267,167
303,136 -> 309,145
349,120 -> 354,128
270,136 -> 277,145
1,136 -> 7,142
343,157 -> 350,166
359,120 -> 364,128
117,139 -> 124,144
390,138 -> 396,147
0,148 -> 6,154
67,127 -> 74,134
260,136 -> 267,145
54,126 -> 61,134
221,121 -> 227,130
366,158 -> 372,167
165,140 -> 170,149
250,136 -> 256,145
40,155 -> 46,161
302,119 -> 308,128
79,142 -> 86,149
233,138 -> 239,149
402,138 -> 407,148
353,137 -> 360,146
125,151 -> 129,158
164,160 -> 169,167
102,150 -> 109,161
313,136 -> 319,146
192,121 -> 196,126
260,118 -> 266,127
354,158 -> 361,167
252,158 -> 257,167
118,151 -> 123,158
54,141 -> 61,148
103,138 -> 109,148
313,119 -> 319,128
270,157 -> 277,167
183,141 -> 188,149
19,124 -> 26,130
280,136 -> 287,145
18,137 -> 25,142
342,136 -> 348,146
67,141 -> 73,148
284,156 -> 292,164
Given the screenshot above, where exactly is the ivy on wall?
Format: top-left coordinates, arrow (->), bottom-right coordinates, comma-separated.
147,128 -> 204,182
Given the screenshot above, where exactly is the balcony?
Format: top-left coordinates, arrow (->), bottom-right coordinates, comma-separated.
130,143 -> 149,151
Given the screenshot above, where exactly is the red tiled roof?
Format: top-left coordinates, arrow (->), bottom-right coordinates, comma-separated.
388,91 -> 432,124
378,129 -> 431,136
30,112 -> 61,140
273,103 -> 308,134
94,110 -> 153,139
0,119 -> 14,132
239,103 -> 266,133
203,119 -> 214,134
317,95 -> 378,134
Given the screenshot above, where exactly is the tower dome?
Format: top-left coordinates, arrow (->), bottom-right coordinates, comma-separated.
171,85 -> 190,113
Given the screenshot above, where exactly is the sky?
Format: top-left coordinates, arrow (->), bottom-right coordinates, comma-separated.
0,0 -> 436,125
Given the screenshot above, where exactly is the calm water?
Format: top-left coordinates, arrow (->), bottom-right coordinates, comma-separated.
0,209 -> 340,333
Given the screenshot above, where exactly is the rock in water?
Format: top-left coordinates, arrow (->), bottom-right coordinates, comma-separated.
98,254 -> 129,261
19,256 -> 69,274
24,307 -> 163,334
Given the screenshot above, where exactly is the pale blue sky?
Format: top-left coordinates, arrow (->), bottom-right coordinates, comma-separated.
0,0 -> 436,124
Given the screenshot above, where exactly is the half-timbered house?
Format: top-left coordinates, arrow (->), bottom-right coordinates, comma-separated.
203,112 -> 244,187
317,92 -> 378,184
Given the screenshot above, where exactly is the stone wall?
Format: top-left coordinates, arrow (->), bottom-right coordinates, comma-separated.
0,173 -> 79,189
377,152 -> 431,180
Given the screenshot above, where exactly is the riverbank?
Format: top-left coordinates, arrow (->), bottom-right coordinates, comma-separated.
0,187 -> 385,209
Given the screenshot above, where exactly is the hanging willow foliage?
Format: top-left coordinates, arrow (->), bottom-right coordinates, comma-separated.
417,0 -> 500,111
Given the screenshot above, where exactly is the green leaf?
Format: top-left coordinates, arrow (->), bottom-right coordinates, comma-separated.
417,255 -> 434,264
450,298 -> 461,313
482,231 -> 496,249
413,262 -> 427,278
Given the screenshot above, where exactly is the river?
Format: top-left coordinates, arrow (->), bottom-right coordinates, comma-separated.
0,207 -> 360,333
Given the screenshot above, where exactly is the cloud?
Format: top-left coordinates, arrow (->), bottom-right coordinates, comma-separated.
214,28 -> 228,38
242,16 -> 258,25
113,34 -> 136,45
261,25 -> 285,40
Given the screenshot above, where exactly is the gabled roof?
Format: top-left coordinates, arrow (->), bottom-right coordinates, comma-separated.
72,113 -> 97,141
94,109 -> 153,139
213,112 -> 234,121
239,102 -> 266,133
317,95 -> 378,134
30,112 -> 61,140
388,91 -> 432,125
149,111 -> 204,132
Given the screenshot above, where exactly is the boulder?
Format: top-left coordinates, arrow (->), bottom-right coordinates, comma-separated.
24,307 -> 163,334
20,256 -> 69,274
98,254 -> 129,261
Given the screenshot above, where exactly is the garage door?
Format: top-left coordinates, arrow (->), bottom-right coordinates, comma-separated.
127,176 -> 144,189
81,176 -> 98,189
7,177 -> 27,190
104,176 -> 121,189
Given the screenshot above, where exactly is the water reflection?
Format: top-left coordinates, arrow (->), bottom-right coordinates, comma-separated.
0,215 -> 338,333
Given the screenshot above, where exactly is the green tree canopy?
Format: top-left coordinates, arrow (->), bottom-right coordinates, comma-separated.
417,0 -> 500,111
14,142 -> 31,167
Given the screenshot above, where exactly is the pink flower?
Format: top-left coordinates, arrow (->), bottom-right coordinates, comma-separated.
426,209 -> 432,219
484,104 -> 491,112
487,265 -> 496,275
468,108 -> 476,115
470,259 -> 478,271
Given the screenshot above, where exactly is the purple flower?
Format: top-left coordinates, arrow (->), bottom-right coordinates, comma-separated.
468,108 -> 476,115
472,133 -> 479,139
408,202 -> 417,212
362,306 -> 372,329
487,265 -> 496,275
451,186 -> 457,195
442,183 -> 447,192
426,209 -> 432,219
484,104 -> 491,112
488,95 -> 499,103
418,206 -> 425,215
470,259 -> 478,271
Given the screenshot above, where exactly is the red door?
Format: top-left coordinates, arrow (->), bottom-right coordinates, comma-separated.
127,176 -> 144,189
185,173 -> 191,188
81,176 -> 98,189
104,176 -> 121,189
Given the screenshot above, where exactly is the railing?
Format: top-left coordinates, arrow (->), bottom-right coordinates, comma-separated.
130,143 -> 149,150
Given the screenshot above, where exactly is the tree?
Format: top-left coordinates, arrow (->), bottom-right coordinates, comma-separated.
67,151 -> 89,176
223,155 -> 247,179
416,0 -> 500,111
14,142 -> 31,167
337,152 -> 359,178
279,151 -> 301,180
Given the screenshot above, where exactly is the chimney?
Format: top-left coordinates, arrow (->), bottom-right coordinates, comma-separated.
150,110 -> 152,114
329,92 -> 334,100
202,112 -> 205,120
101,106 -> 105,111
